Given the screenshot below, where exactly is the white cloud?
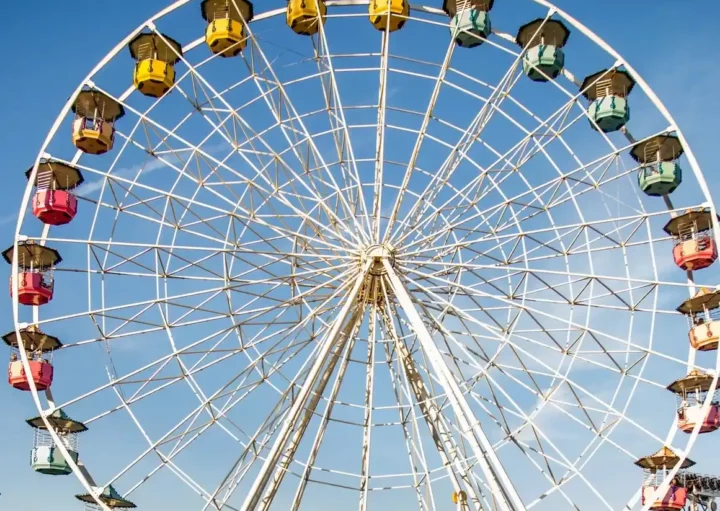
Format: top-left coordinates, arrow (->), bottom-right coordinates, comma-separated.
77,157 -> 175,197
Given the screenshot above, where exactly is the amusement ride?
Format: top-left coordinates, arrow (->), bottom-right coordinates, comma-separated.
7,1 -> 720,510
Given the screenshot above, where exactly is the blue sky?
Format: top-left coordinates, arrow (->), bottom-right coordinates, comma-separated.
3,1 -> 720,510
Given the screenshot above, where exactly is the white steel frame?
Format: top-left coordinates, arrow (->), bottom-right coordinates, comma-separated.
10,1 -> 720,511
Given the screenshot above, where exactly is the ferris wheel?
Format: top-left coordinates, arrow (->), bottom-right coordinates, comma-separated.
8,0 -> 720,510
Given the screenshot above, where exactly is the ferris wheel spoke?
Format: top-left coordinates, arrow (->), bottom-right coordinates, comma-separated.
146,272 -> 358,504
130,300 -> 330,427
196,63 -> 363,239
376,329 -> 440,511
478,372 -> 647,508
401,207 -> 682,273
81,154 -> 240,252
239,266 -> 368,510
418,343 -> 581,508
399,260 -> 697,314
104,333 -> 319,506
382,259 -> 527,511
458,74 -> 621,211
164,78 -> 359,252
382,28 -> 584,239
396,127 -> 569,253
406,113 -> 668,269
357,304 -> 377,510
393,70 -> 604,252
56,275 -> 344,452
116,408 -> 219,504
286,320 -> 363,510
254,309 -> 365,511
453,150 -> 640,245
425,321 -> 613,475
235,19 -> 369,245
389,286 -> 515,428
405,286 -> 604,401
28,237 -> 352,297
52,315 -> 307,422
392,73 -> 524,251
91,83 -> 359,251
310,23 -> 373,235
36,258 -> 352,355
217,292 -> 354,424
401,264 -> 699,380
172,55 -> 359,239
492,397 -> 619,510
390,14 -> 560,247
396,275 -> 668,508
377,63 -> 567,249
82,159 -> 354,258
70,156 -> 267,248
382,20 -> 458,245
212,369 -> 316,511
378,283 -> 487,509
166,326 -> 319,446
207,398 -> 299,510
370,23 -> 391,243
144,136 -> 300,259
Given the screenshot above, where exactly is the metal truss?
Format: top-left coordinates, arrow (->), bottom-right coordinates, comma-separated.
10,1 -> 720,511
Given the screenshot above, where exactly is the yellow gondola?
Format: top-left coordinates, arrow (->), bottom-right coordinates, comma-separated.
129,32 -> 183,98
287,0 -> 327,36
201,0 -> 253,57
369,0 -> 409,32
71,89 -> 124,155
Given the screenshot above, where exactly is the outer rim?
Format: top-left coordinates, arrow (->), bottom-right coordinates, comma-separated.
11,2 -> 720,510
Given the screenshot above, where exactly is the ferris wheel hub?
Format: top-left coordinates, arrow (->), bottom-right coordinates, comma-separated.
361,243 -> 396,276
357,244 -> 397,306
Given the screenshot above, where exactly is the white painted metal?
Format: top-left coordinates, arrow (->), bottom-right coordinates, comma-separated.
241,266 -> 370,510
380,304 -> 484,510
257,308 -> 364,511
383,258 -> 526,511
10,1 -> 720,510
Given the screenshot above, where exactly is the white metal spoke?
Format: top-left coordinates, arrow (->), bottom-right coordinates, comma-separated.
241,265 -> 369,510
384,259 -> 526,511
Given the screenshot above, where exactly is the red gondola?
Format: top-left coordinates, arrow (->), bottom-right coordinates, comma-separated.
3,325 -> 61,392
635,447 -> 694,511
664,208 -> 719,272
27,160 -> 84,226
3,241 -> 61,306
668,370 -> 720,434
71,88 -> 125,155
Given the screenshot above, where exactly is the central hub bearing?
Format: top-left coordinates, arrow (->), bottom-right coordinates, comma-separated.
357,244 -> 396,306
361,243 -> 396,276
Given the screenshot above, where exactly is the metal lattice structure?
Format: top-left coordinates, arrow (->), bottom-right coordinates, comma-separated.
9,1 -> 720,510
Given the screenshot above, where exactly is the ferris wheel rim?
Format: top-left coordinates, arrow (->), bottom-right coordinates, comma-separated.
10,2 -> 720,510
